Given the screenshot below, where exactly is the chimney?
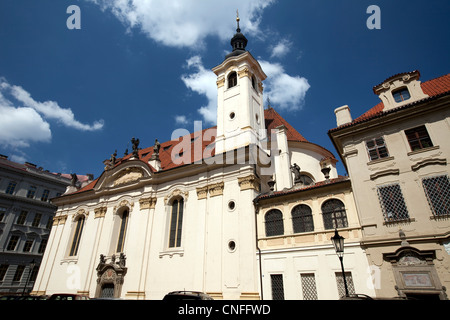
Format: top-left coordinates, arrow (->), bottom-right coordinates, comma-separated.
334,105 -> 352,127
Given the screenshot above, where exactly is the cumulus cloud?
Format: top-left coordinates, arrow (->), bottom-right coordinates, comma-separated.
181,56 -> 217,124
87,0 -> 274,48
174,115 -> 188,125
270,39 -> 292,59
0,77 -> 104,148
259,60 -> 310,110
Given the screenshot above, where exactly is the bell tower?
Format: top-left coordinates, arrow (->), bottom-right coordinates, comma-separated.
212,12 -> 267,155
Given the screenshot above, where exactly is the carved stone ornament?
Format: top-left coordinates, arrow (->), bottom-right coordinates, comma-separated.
238,175 -> 260,192
73,209 -> 88,221
196,186 -> 208,200
53,214 -> 68,226
402,74 -> 411,82
209,182 -> 225,197
139,197 -> 157,210
164,189 -> 189,205
113,199 -> 134,212
238,67 -> 250,79
216,77 -> 225,88
113,167 -> 144,187
94,206 -> 107,219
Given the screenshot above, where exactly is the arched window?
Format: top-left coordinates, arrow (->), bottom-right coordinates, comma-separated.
322,199 -> 348,230
228,71 -> 237,88
169,199 -> 184,248
292,204 -> 314,233
69,216 -> 85,256
265,209 -> 284,237
116,210 -> 129,253
252,75 -> 257,90
297,174 -> 314,186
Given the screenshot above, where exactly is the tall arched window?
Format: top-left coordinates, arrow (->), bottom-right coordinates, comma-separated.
169,199 -> 184,248
116,210 -> 129,253
292,204 -> 314,233
69,216 -> 85,256
228,71 -> 237,88
265,209 -> 284,237
322,199 -> 348,230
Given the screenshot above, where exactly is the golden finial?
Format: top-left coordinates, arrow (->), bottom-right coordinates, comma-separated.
236,9 -> 241,31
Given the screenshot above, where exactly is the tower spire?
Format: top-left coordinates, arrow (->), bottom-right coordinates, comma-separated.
225,10 -> 248,60
236,9 -> 240,32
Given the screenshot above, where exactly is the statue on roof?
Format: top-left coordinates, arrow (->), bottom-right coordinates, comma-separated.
131,137 -> 140,158
290,163 -> 301,183
71,173 -> 78,186
151,139 -> 161,160
109,150 -> 117,167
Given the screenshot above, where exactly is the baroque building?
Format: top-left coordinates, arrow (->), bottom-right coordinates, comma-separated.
329,71 -> 450,299
0,154 -> 91,295
32,18 -> 373,300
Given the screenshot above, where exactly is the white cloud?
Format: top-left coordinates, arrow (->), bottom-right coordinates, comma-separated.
259,60 -> 310,110
174,115 -> 188,125
181,56 -> 217,124
0,102 -> 51,148
9,84 -> 104,131
0,77 -> 104,148
270,39 -> 292,59
87,0 -> 275,48
180,57 -> 310,124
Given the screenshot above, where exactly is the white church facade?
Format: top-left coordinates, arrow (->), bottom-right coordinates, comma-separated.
32,19 -> 375,300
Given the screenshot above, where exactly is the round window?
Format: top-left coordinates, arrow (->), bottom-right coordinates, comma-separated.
228,200 -> 236,211
229,112 -> 235,120
228,240 -> 236,252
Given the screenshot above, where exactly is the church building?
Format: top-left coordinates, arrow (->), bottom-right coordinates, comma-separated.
32,17 -> 373,300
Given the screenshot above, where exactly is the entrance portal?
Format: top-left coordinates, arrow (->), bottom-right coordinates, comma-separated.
100,283 -> 115,298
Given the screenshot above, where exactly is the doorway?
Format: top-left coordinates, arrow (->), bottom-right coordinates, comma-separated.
100,283 -> 115,298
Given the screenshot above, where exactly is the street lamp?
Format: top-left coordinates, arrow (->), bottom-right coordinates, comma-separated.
331,229 -> 349,297
22,259 -> 36,296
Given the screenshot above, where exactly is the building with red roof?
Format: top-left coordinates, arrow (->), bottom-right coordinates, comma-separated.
329,70 -> 450,299
32,18 -> 372,300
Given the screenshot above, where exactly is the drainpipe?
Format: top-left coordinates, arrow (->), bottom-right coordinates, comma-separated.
253,196 -> 263,300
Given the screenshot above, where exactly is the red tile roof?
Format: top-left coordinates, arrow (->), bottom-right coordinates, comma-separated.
255,176 -> 349,202
70,108 -> 325,195
264,107 -> 308,142
329,73 -> 450,132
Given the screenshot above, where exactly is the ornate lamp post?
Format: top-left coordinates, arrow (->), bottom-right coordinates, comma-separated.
331,229 -> 349,297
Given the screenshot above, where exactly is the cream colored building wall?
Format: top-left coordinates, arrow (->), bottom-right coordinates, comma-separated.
33,164 -> 261,300
343,113 -> 450,241
333,91 -> 450,298
256,180 -> 375,299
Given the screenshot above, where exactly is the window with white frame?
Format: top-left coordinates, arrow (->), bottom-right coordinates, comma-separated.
69,216 -> 85,256
116,209 -> 129,253
377,183 -> 409,222
422,175 -> 450,217
169,198 -> 184,248
366,137 -> 389,161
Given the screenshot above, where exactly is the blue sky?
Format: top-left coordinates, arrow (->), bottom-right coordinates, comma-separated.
0,0 -> 449,178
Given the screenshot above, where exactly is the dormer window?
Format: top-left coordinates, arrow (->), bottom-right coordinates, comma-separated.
392,87 -> 411,103
228,71 -> 237,88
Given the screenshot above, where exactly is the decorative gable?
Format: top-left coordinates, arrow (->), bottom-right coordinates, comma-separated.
372,70 -> 429,111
